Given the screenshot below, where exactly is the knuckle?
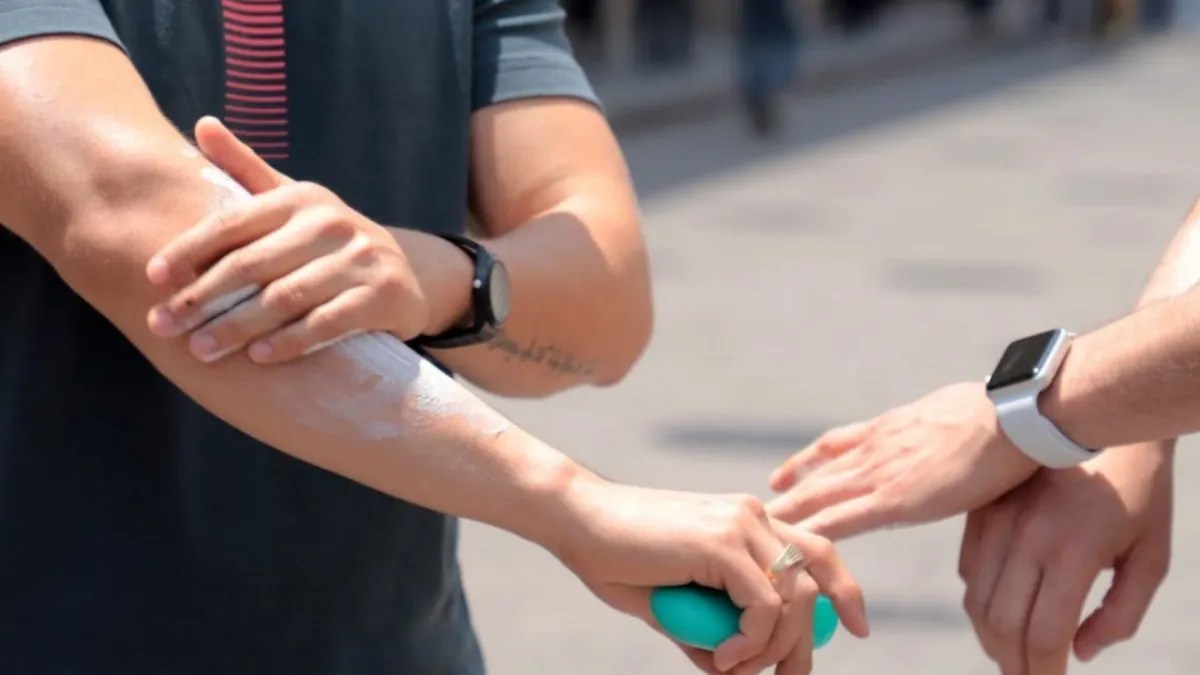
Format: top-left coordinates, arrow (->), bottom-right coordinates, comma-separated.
373,267 -> 409,299
733,494 -> 767,522
806,536 -> 836,563
348,237 -> 386,268
957,549 -> 976,582
761,593 -> 783,615
1145,553 -> 1171,583
1109,615 -> 1141,642
984,608 -> 1020,641
313,208 -> 356,239
813,434 -> 841,460
264,279 -> 308,314
793,574 -> 820,602
962,590 -> 987,623
811,435 -> 833,457
292,180 -> 331,203
309,304 -> 350,336
223,252 -> 263,281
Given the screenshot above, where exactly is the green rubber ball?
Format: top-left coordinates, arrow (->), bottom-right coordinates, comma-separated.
650,584 -> 840,651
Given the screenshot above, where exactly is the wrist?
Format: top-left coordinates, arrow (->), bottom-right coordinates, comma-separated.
1037,336 -> 1098,449
390,228 -> 473,335
495,430 -> 600,559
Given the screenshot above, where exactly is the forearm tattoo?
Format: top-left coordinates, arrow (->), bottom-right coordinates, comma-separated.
486,330 -> 597,377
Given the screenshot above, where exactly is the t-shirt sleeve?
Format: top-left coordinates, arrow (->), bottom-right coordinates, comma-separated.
0,0 -> 123,51
472,0 -> 600,112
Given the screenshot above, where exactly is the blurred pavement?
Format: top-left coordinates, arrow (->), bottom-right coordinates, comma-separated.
594,0 -> 976,130
461,22 -> 1200,675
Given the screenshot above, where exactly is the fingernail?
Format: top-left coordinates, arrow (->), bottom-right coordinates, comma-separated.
190,333 -> 219,361
248,342 -> 273,362
147,256 -> 171,285
148,305 -> 181,338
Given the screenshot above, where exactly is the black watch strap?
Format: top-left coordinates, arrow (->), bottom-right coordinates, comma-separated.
408,234 -> 508,349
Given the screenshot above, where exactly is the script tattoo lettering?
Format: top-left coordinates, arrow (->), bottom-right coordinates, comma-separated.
487,330 -> 597,377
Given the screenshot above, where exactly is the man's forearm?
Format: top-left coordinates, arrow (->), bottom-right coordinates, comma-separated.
1041,202 -> 1200,450
1,37 -> 582,555
64,159 -> 583,552
417,203 -> 653,398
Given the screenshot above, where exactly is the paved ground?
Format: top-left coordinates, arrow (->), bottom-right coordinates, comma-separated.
592,0 -> 978,130
460,22 -> 1200,675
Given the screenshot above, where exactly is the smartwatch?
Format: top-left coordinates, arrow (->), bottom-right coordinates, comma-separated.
984,328 -> 1097,468
409,234 -> 510,349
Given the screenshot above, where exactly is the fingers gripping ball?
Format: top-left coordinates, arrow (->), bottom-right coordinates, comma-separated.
651,584 -> 839,651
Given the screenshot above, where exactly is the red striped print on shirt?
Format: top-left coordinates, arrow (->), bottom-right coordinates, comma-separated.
221,0 -> 290,161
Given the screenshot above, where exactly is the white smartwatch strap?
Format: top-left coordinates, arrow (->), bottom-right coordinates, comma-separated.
993,393 -> 1096,469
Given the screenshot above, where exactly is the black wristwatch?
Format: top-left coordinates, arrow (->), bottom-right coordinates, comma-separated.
409,234 -> 510,349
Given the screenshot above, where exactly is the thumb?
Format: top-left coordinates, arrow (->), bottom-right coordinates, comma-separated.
194,116 -> 291,193
1073,542 -> 1169,662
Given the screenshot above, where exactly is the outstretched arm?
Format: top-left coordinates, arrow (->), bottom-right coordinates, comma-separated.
0,34 -> 570,547
0,36 -> 870,674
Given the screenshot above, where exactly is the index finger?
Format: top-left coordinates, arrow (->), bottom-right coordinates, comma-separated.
147,183 -> 302,288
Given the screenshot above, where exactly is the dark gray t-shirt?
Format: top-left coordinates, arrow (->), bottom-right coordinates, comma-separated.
0,1 -> 596,673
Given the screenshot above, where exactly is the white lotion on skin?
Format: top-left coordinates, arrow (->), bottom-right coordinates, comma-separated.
303,329 -> 367,357
195,164 -> 510,442
274,331 -> 509,442
190,284 -> 261,329
189,165 -> 264,330
200,165 -> 249,197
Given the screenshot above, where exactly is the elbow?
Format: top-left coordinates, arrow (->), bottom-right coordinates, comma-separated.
52,146 -> 205,300
592,262 -> 654,388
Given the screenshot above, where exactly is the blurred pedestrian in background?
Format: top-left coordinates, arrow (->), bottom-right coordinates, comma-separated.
738,0 -> 803,136
635,0 -> 696,70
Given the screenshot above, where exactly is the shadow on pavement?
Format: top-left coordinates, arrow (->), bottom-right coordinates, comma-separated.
655,421 -> 830,456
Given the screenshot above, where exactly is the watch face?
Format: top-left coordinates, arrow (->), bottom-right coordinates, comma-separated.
487,260 -> 511,325
986,329 -> 1061,391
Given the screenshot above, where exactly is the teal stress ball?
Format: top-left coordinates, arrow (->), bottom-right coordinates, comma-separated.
651,584 -> 839,651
